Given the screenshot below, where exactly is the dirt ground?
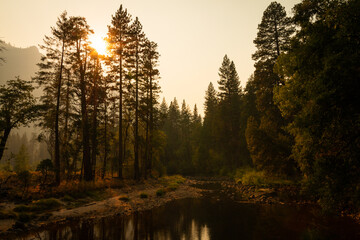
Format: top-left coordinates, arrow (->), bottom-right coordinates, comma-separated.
0,178 -> 204,237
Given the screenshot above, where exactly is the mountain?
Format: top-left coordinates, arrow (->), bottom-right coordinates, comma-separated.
0,42 -> 42,97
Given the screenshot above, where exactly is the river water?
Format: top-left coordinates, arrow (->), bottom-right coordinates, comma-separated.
10,185 -> 360,240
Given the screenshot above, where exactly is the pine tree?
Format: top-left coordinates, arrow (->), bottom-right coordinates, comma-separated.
107,5 -> 132,179
71,16 -> 94,181
217,55 -> 242,169
14,143 -> 29,173
246,1 -> 294,175
218,55 -> 240,99
252,1 -> 294,63
140,39 -> 160,178
0,78 -> 38,162
35,11 -> 73,185
128,17 -> 145,180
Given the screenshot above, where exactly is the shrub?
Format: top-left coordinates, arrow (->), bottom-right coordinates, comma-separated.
13,205 -> 32,213
235,168 -> 293,187
13,198 -> 62,213
240,170 -> 266,186
166,183 -> 178,191
156,189 -> 166,197
119,195 -> 130,202
140,193 -> 148,199
36,159 -> 54,186
62,195 -> 74,202
32,198 -> 62,211
17,170 -> 31,197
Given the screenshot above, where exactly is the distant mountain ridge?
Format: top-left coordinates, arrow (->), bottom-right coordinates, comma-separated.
0,42 -> 42,96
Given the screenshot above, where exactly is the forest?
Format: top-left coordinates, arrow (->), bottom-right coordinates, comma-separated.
0,0 -> 359,228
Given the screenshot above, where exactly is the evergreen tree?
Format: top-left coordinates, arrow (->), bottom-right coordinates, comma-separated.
198,82 -> 218,174
246,2 -> 295,175
217,55 -> 242,169
140,39 -> 160,178
0,78 -> 38,162
218,55 -> 240,99
127,17 -> 145,180
179,100 -> 192,174
107,5 -> 132,179
71,16 -> 94,181
14,143 -> 29,173
252,1 -> 293,63
35,11 -> 74,185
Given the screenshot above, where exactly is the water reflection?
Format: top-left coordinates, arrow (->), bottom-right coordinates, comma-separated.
15,198 -> 360,240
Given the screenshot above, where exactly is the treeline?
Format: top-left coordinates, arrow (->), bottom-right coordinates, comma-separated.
35,6 -> 161,183
1,132 -> 49,172
1,5 -> 161,184
1,0 -> 359,212
159,0 -> 360,212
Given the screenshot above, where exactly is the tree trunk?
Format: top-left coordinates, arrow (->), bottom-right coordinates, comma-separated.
63,70 -> 71,177
134,37 -> 140,180
77,42 -> 92,181
91,58 -> 98,179
102,81 -> 108,179
54,40 -> 65,186
118,53 -> 123,179
0,125 -> 11,162
147,73 -> 154,177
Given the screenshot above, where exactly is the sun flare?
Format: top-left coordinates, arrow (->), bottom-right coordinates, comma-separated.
89,34 -> 107,56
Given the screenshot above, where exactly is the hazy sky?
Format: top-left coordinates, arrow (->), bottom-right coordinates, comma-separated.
0,0 -> 300,115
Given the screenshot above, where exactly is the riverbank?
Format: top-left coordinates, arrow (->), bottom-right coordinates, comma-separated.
0,177 -> 204,238
1,176 -> 358,239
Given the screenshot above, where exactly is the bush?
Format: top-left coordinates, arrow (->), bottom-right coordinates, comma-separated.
140,193 -> 148,199
62,195 -> 74,202
36,159 -> 54,186
32,198 -> 62,211
235,168 -> 293,187
119,195 -> 130,202
17,170 -> 31,195
166,183 -> 178,191
240,170 -> 266,186
13,205 -> 32,213
156,189 -> 166,197
13,198 -> 62,213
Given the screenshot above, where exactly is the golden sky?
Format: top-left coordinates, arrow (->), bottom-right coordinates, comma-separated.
0,0 -> 300,115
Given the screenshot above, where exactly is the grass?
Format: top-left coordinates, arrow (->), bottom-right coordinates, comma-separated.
160,175 -> 185,185
13,198 -> 62,213
62,195 -> 75,202
140,193 -> 148,199
166,183 -> 179,192
32,198 -> 62,211
156,189 -> 166,197
119,195 -> 130,202
234,167 -> 293,187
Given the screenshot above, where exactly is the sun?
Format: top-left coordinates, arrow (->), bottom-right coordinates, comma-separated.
89,34 -> 108,56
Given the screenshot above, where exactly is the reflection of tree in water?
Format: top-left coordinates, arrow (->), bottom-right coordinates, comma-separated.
24,198 -> 360,239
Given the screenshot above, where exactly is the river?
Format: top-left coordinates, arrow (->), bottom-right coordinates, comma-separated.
10,183 -> 360,240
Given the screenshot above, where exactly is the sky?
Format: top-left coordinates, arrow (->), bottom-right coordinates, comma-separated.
0,0 -> 300,115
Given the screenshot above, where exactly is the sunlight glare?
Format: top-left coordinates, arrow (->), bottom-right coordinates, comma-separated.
89,34 -> 107,56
